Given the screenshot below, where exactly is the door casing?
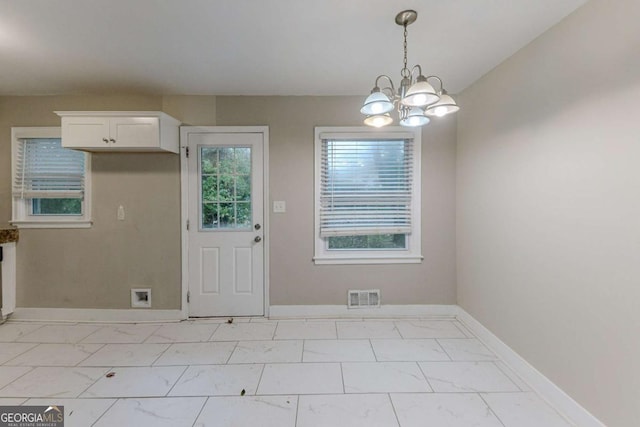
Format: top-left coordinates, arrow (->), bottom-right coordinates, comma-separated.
180,126 -> 270,318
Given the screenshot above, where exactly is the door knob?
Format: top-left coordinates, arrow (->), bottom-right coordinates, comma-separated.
254,236 -> 262,243
254,224 -> 261,230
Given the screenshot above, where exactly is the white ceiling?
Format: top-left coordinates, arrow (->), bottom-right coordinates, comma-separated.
0,0 -> 587,96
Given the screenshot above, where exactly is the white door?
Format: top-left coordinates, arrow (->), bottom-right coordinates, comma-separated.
184,129 -> 265,317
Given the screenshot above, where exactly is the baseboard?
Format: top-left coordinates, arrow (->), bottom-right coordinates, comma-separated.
9,308 -> 185,323
455,307 -> 606,427
269,304 -> 458,319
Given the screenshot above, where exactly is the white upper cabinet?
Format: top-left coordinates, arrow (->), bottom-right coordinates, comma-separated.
56,111 -> 181,153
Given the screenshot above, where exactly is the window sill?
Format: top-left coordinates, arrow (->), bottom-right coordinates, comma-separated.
11,220 -> 93,229
313,255 -> 423,265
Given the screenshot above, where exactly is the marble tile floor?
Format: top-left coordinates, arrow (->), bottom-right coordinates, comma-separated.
0,317 -> 576,426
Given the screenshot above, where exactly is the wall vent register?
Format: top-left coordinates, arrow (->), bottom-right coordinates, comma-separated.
348,289 -> 381,308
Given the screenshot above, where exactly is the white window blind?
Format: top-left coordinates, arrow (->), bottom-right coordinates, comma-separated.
319,136 -> 414,237
13,138 -> 85,199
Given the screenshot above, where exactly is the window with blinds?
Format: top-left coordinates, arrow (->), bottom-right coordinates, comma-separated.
11,127 -> 91,228
314,127 -> 422,265
13,138 -> 86,200
319,136 -> 414,238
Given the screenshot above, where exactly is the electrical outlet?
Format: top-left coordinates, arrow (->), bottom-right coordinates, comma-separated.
273,201 -> 286,213
117,205 -> 125,221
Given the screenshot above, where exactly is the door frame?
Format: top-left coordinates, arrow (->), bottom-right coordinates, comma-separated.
180,126 -> 270,318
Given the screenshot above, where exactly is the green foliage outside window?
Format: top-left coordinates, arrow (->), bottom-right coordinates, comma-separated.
328,234 -> 406,250
201,146 -> 251,229
32,198 -> 81,215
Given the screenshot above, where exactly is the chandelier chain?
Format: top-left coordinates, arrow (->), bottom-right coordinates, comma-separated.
401,24 -> 409,78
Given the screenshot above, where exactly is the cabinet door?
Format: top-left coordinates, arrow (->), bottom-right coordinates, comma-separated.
61,117 -> 110,148
109,117 -> 160,149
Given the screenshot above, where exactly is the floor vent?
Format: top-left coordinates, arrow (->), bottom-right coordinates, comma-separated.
348,289 -> 381,308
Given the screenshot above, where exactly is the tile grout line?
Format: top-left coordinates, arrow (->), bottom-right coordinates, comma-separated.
190,396 -> 210,427
477,392 -> 508,427
391,320 -> 403,340
206,324 -> 220,341
367,339 -> 378,362
434,338 -> 454,361
165,365 -> 190,397
0,365 -> 35,393
89,397 -> 119,427
77,325 -> 108,344
7,323 -> 47,343
0,342 -> 39,366
225,341 -> 240,364
76,366 -> 114,398
387,393 -> 402,427
76,343 -> 108,367
416,361 -> 435,393
149,343 -> 173,366
294,394 -> 301,427
254,363 -> 267,396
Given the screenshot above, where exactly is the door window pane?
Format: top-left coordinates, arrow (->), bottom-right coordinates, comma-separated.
200,146 -> 252,230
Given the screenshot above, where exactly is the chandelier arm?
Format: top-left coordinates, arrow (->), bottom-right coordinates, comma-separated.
410,65 -> 423,80
374,75 -> 396,97
425,75 -> 444,93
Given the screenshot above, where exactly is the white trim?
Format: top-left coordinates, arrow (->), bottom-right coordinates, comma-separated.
9,308 -> 184,323
54,111 -> 180,121
180,126 -> 270,318
455,307 -> 606,427
262,127 -> 270,317
313,255 -> 423,265
10,220 -> 93,229
269,304 -> 458,319
0,242 -> 17,320
180,129 -> 190,319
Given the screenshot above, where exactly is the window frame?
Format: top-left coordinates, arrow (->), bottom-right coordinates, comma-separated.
11,127 -> 92,229
313,126 -> 422,265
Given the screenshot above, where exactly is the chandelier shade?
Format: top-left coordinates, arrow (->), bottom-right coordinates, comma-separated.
360,91 -> 394,115
400,107 -> 430,127
424,91 -> 460,117
402,79 -> 440,107
364,113 -> 394,128
361,10 -> 458,127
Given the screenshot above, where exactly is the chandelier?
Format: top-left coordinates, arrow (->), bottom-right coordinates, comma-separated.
360,10 -> 459,128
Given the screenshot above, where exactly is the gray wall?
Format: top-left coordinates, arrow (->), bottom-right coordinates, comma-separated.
456,0 -> 640,425
0,95 -> 457,309
0,95 -> 182,309
217,96 -> 457,305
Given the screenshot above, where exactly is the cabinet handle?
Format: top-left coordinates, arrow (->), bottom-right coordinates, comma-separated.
103,138 -> 109,144
109,138 -> 116,144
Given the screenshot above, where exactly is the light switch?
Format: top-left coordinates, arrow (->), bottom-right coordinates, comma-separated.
117,205 -> 125,221
273,201 -> 286,213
